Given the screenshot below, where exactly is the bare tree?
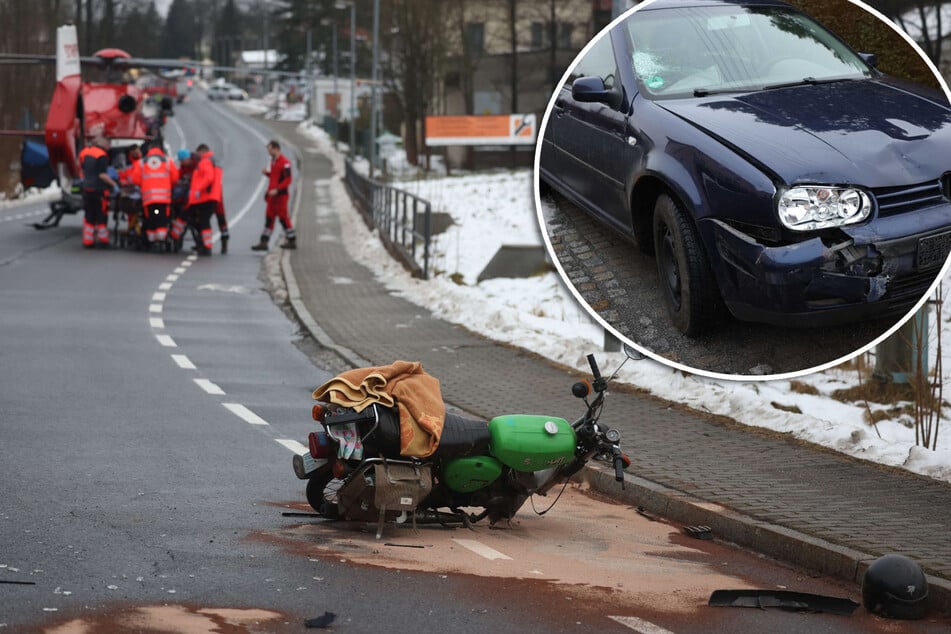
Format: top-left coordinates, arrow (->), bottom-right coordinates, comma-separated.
385,0 -> 448,166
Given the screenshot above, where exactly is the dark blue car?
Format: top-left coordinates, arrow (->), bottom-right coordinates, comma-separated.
538,0 -> 951,336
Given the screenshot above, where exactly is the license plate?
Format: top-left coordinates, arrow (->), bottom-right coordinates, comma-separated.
917,231 -> 951,270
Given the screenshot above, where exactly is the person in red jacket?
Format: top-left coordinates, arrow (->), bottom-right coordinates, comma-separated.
132,144 -> 179,247
78,136 -> 118,248
251,140 -> 296,251
186,143 -> 220,256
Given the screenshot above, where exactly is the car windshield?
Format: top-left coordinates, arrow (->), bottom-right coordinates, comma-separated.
626,5 -> 871,99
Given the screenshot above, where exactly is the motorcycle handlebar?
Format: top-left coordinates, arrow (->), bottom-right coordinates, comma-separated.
613,452 -> 625,483
587,353 -> 602,381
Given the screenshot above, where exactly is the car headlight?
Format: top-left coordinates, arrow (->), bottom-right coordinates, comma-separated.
777,186 -> 871,231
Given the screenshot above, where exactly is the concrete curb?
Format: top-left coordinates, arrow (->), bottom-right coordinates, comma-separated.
274,126 -> 951,619
583,463 -> 951,615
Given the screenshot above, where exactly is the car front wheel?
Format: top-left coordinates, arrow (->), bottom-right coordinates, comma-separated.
652,194 -> 721,336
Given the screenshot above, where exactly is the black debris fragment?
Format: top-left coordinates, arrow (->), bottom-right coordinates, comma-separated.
0,579 -> 36,585
384,543 -> 426,549
304,611 -> 337,628
710,589 -> 860,616
684,525 -> 713,540
635,506 -> 657,521
282,512 -> 323,518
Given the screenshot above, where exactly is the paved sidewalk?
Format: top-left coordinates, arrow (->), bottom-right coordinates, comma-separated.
269,120 -> 951,611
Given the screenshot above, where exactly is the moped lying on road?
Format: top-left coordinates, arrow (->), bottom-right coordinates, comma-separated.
292,348 -> 641,537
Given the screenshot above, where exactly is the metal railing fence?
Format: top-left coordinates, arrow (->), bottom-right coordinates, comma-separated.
344,159 -> 431,279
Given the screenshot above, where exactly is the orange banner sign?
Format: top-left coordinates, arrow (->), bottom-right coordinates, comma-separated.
425,114 -> 536,146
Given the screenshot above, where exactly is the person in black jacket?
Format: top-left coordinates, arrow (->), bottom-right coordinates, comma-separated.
78,136 -> 118,248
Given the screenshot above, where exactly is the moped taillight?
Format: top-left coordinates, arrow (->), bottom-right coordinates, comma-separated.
309,431 -> 330,459
311,404 -> 326,422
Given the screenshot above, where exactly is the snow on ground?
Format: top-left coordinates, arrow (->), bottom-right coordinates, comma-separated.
297,119 -> 951,484
0,181 -> 61,208
226,95 -> 306,122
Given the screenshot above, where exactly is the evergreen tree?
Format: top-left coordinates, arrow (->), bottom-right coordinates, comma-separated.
161,0 -> 197,58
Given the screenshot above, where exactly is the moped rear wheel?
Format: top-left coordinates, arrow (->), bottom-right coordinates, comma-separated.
306,469 -> 343,519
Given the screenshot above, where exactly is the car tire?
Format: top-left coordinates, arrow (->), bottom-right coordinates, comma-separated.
652,193 -> 721,336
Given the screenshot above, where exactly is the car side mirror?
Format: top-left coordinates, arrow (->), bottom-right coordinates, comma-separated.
859,52 -> 878,69
572,76 -> 622,109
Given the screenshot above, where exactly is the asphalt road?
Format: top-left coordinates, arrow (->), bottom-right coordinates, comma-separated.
2,93 -> 948,633
539,189 -> 904,377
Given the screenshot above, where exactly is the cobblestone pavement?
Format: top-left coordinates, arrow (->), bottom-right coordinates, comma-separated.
266,119 -> 951,608
540,189 -> 901,376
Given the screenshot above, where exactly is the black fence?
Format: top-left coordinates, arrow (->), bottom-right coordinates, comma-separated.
344,159 -> 432,279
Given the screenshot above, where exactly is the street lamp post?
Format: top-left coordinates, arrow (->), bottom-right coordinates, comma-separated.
321,17 -> 340,150
335,1 -> 356,157
369,0 -> 380,178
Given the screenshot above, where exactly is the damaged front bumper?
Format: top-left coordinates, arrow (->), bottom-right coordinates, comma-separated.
704,204 -> 951,327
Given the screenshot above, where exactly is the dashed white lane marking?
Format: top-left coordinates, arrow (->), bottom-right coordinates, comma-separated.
149,303 -> 163,313
223,403 -> 269,425
158,282 -> 173,290
171,354 -> 196,370
608,616 -> 677,634
166,274 -> 179,282
174,267 -> 186,274
451,539 -> 512,561
194,378 -> 225,395
152,292 -> 167,302
276,439 -> 309,455
150,317 -> 165,329
155,334 -> 177,348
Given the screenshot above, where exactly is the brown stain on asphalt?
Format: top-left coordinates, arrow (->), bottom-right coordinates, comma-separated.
36,605 -> 285,634
255,483 -> 826,617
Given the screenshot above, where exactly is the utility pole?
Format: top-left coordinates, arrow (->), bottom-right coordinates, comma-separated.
369,0 -> 380,178
305,29 -> 312,120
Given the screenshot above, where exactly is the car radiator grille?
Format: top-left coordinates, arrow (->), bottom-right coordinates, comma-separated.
883,269 -> 940,302
872,179 -> 946,217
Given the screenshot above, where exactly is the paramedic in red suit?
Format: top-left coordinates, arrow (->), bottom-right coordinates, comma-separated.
132,145 -> 179,246
186,143 -> 220,256
78,136 -> 118,248
251,140 -> 296,251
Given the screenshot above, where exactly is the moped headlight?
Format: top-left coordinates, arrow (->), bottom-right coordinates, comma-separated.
777,186 -> 871,231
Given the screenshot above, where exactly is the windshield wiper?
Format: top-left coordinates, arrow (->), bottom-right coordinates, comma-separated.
693,86 -> 747,97
761,76 -> 860,91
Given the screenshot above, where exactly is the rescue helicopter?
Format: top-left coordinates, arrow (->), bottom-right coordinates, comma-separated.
0,24 -> 191,229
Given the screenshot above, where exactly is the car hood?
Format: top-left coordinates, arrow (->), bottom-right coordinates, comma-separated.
658,80 -> 951,187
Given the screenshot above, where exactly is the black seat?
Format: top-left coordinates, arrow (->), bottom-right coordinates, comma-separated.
342,404 -> 491,460
432,412 -> 491,459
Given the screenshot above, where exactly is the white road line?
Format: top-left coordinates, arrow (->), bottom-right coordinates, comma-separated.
223,403 -> 268,425
152,292 -> 167,302
149,317 -> 165,329
608,616 -> 677,634
194,378 -> 225,395
182,260 -> 193,268
451,539 -> 512,561
158,282 -> 172,291
174,267 -> 186,274
149,303 -> 163,313
171,354 -> 196,370
166,273 -> 180,282
275,439 -> 309,455
155,334 -> 176,347
186,254 -> 197,261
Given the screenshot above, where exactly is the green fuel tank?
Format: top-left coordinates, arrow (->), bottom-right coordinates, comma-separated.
488,414 -> 576,472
